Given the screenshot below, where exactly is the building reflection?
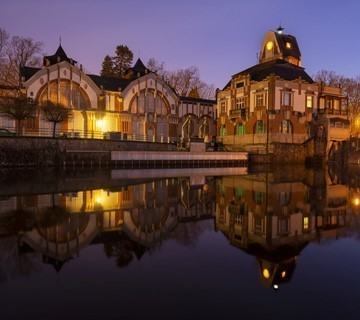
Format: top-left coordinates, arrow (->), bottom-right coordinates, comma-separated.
0,167 -> 352,288
0,177 -> 216,273
215,167 -> 348,289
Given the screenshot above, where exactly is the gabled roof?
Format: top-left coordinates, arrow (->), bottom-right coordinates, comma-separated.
230,59 -> 314,85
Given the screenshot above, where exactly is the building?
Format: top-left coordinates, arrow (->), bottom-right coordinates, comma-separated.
9,45 -> 216,143
216,27 -> 350,159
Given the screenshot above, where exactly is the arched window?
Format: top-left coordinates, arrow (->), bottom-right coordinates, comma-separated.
279,120 -> 293,134
254,120 -> 264,134
219,125 -> 227,136
199,119 -> 210,138
235,123 -> 245,135
38,81 -> 90,110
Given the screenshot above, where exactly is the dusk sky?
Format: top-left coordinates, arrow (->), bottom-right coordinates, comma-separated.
1,0 -> 359,89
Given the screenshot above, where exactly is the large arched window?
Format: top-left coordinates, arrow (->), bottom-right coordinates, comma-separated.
279,120 -> 293,134
38,80 -> 90,110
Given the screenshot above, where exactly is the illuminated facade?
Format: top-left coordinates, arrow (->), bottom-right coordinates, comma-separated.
217,28 -> 350,158
16,46 -> 216,142
215,169 -> 348,288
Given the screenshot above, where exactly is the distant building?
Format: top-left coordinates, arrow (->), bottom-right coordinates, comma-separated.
2,45 -> 216,143
216,27 -> 350,159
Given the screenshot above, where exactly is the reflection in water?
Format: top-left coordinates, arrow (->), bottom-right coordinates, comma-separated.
0,165 -> 357,290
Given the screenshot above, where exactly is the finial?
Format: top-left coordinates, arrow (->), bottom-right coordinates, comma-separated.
277,24 -> 284,34
59,36 -> 62,46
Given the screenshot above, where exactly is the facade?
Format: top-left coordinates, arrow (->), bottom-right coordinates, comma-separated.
1,46 -> 216,143
216,28 -> 350,158
215,169 -> 348,288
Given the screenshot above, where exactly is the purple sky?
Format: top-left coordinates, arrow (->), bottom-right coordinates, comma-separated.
1,0 -> 359,89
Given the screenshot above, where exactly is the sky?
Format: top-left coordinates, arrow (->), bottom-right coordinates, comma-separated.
1,0 -> 360,89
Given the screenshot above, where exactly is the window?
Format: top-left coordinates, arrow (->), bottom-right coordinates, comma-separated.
236,97 -> 245,109
303,217 -> 309,230
306,95 -> 313,108
220,101 -> 226,113
256,94 -> 264,107
278,191 -> 291,206
278,219 -> 289,234
286,42 -> 291,49
279,120 -> 293,134
254,120 -> 264,134
282,91 -> 292,106
219,125 -> 227,136
236,82 -> 244,88
235,188 -> 244,199
253,191 -> 264,205
235,123 -> 245,135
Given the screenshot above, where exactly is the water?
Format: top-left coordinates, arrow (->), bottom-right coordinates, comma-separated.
0,165 -> 360,319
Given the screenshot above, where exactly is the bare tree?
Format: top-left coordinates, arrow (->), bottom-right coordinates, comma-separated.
0,28 -> 43,86
313,69 -> 344,87
40,102 -> 73,137
147,58 -> 216,100
0,94 -> 36,135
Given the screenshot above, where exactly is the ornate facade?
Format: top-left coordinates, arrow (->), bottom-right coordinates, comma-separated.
216,28 -> 350,158
14,46 -> 216,142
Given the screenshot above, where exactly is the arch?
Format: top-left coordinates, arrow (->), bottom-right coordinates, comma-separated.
199,117 -> 210,138
235,123 -> 246,135
36,79 -> 91,110
254,120 -> 265,134
279,120 -> 293,134
128,89 -> 170,116
219,124 -> 227,136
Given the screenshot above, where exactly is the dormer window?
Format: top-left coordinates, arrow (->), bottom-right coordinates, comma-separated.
286,42 -> 291,49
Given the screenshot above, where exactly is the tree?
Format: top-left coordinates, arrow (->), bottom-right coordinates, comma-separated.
40,102 -> 73,137
113,45 -> 133,77
100,55 -> 115,77
0,28 -> 43,86
146,58 -> 216,100
0,94 -> 36,135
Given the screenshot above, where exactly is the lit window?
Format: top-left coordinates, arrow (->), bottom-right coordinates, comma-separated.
286,42 -> 291,49
303,217 -> 309,230
306,96 -> 313,108
263,269 -> 270,279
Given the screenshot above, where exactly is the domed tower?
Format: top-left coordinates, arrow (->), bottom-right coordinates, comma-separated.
259,26 -> 302,66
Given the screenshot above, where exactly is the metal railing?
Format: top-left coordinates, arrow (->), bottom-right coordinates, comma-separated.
0,126 -> 178,144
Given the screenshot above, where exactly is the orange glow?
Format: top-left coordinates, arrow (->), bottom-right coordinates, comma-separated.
353,198 -> 360,206
263,268 -> 270,279
281,271 -> 286,278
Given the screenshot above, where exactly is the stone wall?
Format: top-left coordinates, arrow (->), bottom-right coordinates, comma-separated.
249,140 -> 316,165
0,137 -> 177,167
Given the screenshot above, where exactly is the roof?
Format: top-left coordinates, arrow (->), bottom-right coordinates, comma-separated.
225,59 -> 314,89
20,66 -> 41,81
180,96 -> 216,105
87,74 -> 131,91
43,45 -> 77,66
274,33 -> 301,60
